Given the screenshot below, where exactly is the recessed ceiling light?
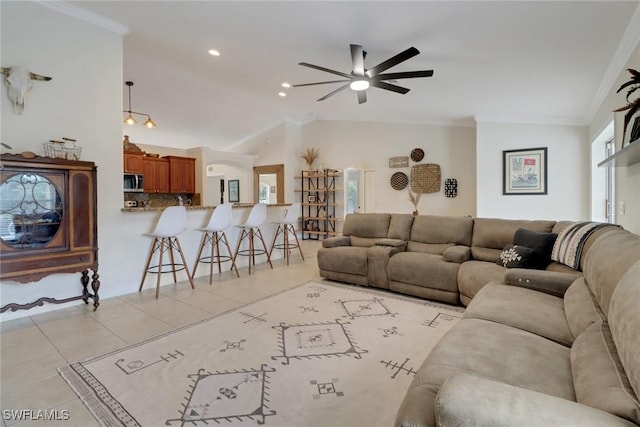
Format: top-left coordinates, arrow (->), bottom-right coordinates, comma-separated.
281,82 -> 291,88
278,92 -> 287,97
208,49 -> 220,56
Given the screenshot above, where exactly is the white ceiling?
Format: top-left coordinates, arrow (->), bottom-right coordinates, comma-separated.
65,1 -> 640,151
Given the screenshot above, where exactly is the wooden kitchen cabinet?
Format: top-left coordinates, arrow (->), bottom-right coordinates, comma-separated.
0,154 -> 100,312
166,156 -> 196,193
123,151 -> 144,173
142,157 -> 170,193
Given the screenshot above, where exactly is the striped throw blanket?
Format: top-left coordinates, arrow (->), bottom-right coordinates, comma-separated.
551,221 -> 616,270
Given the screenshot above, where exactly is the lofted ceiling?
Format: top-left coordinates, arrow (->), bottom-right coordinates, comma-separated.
65,1 -> 640,151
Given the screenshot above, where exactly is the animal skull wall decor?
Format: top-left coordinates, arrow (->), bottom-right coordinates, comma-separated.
0,66 -> 52,114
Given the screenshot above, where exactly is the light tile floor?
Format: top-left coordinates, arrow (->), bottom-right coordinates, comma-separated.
0,240 -> 322,426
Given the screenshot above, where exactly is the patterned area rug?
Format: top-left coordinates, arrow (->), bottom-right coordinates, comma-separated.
60,282 -> 463,427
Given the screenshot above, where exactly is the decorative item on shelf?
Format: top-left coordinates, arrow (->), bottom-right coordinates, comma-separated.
308,195 -> 316,203
390,171 -> 409,190
444,178 -> 458,198
411,163 -> 441,193
389,156 -> 409,168
613,69 -> 640,149
43,137 -> 81,160
300,147 -> 319,170
408,189 -> 421,216
410,148 -> 425,162
123,81 -> 156,128
122,135 -> 142,152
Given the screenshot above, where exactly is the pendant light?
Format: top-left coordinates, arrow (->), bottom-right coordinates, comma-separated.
123,81 -> 156,128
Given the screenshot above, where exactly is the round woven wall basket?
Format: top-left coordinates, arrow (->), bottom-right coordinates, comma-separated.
410,148 -> 425,162
390,172 -> 409,190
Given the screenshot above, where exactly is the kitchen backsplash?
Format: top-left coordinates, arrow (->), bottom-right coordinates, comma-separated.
124,193 -> 201,208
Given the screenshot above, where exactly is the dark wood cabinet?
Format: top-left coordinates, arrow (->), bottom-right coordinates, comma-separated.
142,157 -> 170,193
166,156 -> 195,193
0,154 -> 100,312
123,151 -> 144,173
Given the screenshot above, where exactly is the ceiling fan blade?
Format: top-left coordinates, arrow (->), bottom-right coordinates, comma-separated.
317,83 -> 350,101
299,62 -> 351,78
292,79 -> 351,87
366,47 -> 420,77
350,44 -> 365,76
370,80 -> 410,94
357,90 -> 367,104
375,70 -> 434,80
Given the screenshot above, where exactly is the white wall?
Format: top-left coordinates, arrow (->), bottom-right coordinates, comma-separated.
476,122 -> 590,220
0,2 -> 124,320
589,43 -> 640,234
301,120 -> 477,217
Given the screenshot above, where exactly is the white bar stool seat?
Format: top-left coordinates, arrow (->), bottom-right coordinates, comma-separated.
191,204 -> 239,284
139,206 -> 194,298
269,203 -> 304,265
233,203 -> 273,274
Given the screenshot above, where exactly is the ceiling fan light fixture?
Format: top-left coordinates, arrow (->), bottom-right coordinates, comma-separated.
350,80 -> 369,91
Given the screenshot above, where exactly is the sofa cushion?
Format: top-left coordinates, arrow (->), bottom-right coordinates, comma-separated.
388,214 -> 414,241
609,261 -> 640,408
496,244 -> 534,268
471,218 -> 555,262
457,260 -> 506,303
410,215 -> 474,246
564,277 -> 603,339
582,228 -> 640,318
342,213 -> 390,240
387,252 -> 459,294
513,228 -> 557,269
571,321 -> 640,424
316,246 -> 368,276
464,282 -> 574,346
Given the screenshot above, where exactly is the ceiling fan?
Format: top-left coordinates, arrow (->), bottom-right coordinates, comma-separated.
292,44 -> 434,104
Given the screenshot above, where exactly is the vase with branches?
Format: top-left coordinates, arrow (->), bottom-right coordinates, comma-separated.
300,147 -> 320,171
614,68 -> 640,147
408,189 -> 421,216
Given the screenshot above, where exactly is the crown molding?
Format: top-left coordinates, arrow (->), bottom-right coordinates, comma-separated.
33,1 -> 130,36
584,1 -> 640,122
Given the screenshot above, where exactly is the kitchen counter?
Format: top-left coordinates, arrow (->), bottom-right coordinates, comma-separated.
121,203 -> 291,213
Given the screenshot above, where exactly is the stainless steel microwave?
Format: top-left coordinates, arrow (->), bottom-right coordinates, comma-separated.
123,173 -> 144,192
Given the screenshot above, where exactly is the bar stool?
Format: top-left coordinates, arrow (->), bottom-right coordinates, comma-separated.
139,206 -> 194,298
269,203 -> 304,265
191,204 -> 239,284
233,203 -> 273,274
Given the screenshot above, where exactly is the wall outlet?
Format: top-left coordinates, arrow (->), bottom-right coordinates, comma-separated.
619,201 -> 626,215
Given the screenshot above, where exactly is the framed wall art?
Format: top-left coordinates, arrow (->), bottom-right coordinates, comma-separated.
228,179 -> 240,203
503,147 -> 547,195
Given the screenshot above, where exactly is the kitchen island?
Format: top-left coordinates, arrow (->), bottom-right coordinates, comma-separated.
117,203 -> 294,291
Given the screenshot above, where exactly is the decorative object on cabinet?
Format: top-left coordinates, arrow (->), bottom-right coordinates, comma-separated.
297,170 -> 342,240
389,156 -> 409,168
408,189 -> 421,216
300,147 -> 320,170
0,154 -> 100,312
122,135 -> 142,152
228,179 -> 240,203
444,178 -> 458,198
410,148 -> 425,162
502,147 -> 547,195
410,163 -> 441,193
390,171 -> 409,190
43,137 -> 81,160
123,81 -> 156,128
613,68 -> 639,148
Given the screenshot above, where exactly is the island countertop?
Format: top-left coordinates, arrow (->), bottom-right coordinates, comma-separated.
121,203 -> 291,213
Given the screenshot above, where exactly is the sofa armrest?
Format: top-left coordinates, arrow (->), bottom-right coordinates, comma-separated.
442,245 -> 471,263
367,245 -> 402,289
375,238 -> 407,250
435,373 -> 636,427
322,236 -> 351,248
503,268 -> 577,297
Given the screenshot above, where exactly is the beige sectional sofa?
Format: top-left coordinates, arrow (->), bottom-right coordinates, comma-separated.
317,213 -> 640,426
